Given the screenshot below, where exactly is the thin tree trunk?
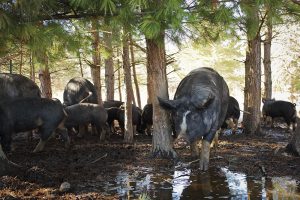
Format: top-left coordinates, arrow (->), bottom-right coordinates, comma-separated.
263,20 -> 272,99
91,19 -> 103,106
19,40 -> 23,75
104,31 -> 115,101
146,34 -> 176,158
29,52 -> 35,82
243,34 -> 261,135
78,50 -> 84,77
117,48 -> 122,101
38,56 -> 52,98
130,34 -> 141,108
123,27 -> 134,143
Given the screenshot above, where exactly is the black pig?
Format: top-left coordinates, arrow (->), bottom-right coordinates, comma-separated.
0,98 -> 69,153
64,103 -> 108,141
262,98 -> 297,131
0,73 -> 41,102
159,67 -> 229,171
63,77 -> 98,107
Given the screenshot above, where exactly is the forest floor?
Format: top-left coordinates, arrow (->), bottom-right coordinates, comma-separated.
0,121 -> 299,199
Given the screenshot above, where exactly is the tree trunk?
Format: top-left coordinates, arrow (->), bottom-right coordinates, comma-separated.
39,56 -> 52,98
243,34 -> 261,135
91,19 -> 103,106
19,40 -> 23,75
287,118 -> 300,156
117,48 -> 122,101
147,61 -> 154,104
146,34 -> 176,158
263,19 -> 272,99
123,27 -> 134,143
29,52 -> 35,82
130,35 -> 141,108
78,50 -> 84,77
104,31 -> 115,101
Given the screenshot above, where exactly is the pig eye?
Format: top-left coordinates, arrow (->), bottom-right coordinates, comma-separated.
191,114 -> 197,121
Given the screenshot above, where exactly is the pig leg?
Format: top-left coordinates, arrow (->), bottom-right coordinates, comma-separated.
99,123 -> 109,141
199,139 -> 211,171
1,130 -> 12,153
190,140 -> 200,158
33,126 -> 56,153
0,144 -> 7,159
91,124 -> 97,135
233,118 -> 238,130
133,125 -> 137,136
77,125 -> 86,138
56,121 -> 70,149
146,124 -> 152,136
270,117 -> 274,128
211,130 -> 220,153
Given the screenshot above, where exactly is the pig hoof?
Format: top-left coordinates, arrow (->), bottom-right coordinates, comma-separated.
199,159 -> 209,171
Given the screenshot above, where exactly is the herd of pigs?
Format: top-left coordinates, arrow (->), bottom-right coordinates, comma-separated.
0,67 -> 297,171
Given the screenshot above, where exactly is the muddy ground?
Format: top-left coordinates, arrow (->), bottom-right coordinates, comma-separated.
0,122 -> 299,199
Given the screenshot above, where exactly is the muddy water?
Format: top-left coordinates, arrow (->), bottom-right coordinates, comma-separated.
96,166 -> 300,200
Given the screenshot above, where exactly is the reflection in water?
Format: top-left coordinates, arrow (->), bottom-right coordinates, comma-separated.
172,169 -> 191,200
100,166 -> 300,199
221,167 -> 248,199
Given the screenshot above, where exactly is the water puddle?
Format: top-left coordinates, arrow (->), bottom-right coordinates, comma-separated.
96,166 -> 300,199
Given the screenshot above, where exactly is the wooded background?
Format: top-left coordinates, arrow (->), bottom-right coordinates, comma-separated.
0,0 -> 300,156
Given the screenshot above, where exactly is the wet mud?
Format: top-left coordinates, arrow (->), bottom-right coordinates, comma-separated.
0,122 -> 300,199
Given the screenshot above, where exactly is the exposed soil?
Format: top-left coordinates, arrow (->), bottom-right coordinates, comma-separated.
0,122 -> 300,199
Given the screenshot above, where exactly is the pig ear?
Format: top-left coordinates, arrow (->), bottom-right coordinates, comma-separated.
157,96 -> 181,110
192,93 -> 214,109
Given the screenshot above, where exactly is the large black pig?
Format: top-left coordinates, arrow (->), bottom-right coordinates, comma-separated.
63,77 -> 98,107
0,98 -> 69,153
0,73 -> 41,101
64,103 -> 108,141
158,67 -> 229,171
221,96 -> 240,130
262,98 -> 297,131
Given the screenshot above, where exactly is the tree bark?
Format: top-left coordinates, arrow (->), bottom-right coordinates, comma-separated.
146,34 -> 176,158
287,118 -> 300,156
19,40 -> 23,75
123,27 -> 134,143
147,62 -> 154,104
78,50 -> 84,77
130,34 -> 141,108
91,19 -> 103,106
117,48 -> 122,101
38,56 -> 52,98
243,34 -> 261,135
263,16 -> 272,99
104,30 -> 115,101
29,52 -> 35,82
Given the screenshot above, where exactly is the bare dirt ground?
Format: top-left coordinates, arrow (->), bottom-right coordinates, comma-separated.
0,122 -> 299,199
